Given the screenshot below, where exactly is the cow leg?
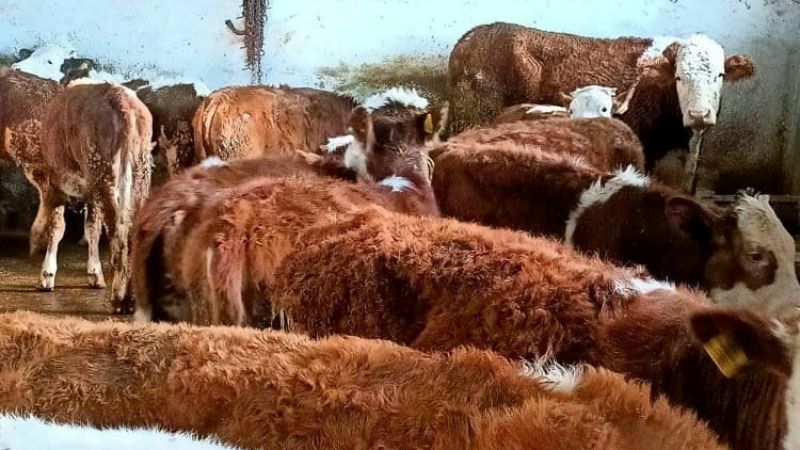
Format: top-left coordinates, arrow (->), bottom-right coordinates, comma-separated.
85,202 -> 106,289
98,189 -> 132,314
37,203 -> 66,292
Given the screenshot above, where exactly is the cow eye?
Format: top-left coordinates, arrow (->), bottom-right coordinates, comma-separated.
675,76 -> 682,82
718,73 -> 725,78
747,251 -> 764,263
601,107 -> 608,113
47,60 -> 52,64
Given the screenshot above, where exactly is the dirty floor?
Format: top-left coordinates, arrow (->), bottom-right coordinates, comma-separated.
0,234 -> 125,322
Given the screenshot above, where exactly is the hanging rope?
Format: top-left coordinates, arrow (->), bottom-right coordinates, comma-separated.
227,0 -> 267,84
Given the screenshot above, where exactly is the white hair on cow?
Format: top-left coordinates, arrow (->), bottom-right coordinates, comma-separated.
569,85 -> 616,119
710,193 -> 800,314
200,156 -> 227,169
525,104 -> 568,115
147,76 -> 212,96
378,175 -> 414,193
343,139 -> 368,178
363,87 -> 429,111
565,166 -> 649,246
613,277 -> 676,298
66,77 -> 107,87
521,360 -> 584,394
11,43 -> 76,81
324,134 -> 355,153
0,414 -> 239,450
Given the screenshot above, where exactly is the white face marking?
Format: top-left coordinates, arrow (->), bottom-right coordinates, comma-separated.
11,44 -> 76,81
343,138 -> 368,178
378,175 -> 414,193
568,85 -> 615,119
324,134 -> 355,153
613,277 -> 676,298
710,194 -> 800,315
200,156 -> 228,169
675,35 -> 727,128
362,87 -> 429,111
522,360 -> 584,394
565,166 -> 650,245
0,414 -> 239,450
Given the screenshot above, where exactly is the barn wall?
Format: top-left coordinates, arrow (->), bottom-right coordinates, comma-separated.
0,0 -> 798,194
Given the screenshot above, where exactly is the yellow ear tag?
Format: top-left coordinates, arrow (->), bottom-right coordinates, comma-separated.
424,113 -> 434,135
703,333 -> 749,378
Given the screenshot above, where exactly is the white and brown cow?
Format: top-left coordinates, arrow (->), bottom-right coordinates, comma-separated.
448,22 -> 755,167
1,68 -> 152,313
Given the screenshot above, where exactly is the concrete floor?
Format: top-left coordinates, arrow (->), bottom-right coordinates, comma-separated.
0,234 -> 125,322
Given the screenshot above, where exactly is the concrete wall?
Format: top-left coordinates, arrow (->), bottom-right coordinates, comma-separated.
0,0 -> 798,193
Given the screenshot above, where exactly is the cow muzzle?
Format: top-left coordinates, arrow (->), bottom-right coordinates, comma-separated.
685,108 -> 716,129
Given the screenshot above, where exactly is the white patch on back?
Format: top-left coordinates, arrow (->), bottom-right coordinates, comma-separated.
638,36 -> 681,64
565,166 -> 650,245
66,77 -> 107,87
526,104 -> 567,115
0,414 -> 238,450
200,156 -> 227,169
521,360 -> 584,394
614,277 -> 676,298
378,175 -> 414,192
710,194 -> 800,314
363,87 -> 429,111
147,77 -> 211,96
325,134 -> 355,153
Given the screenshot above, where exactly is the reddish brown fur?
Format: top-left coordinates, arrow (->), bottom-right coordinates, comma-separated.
448,23 -> 752,167
447,118 -> 644,172
192,85 -> 357,162
431,141 -> 736,288
0,311 -> 724,450
267,208 -> 790,449
131,153 -> 357,323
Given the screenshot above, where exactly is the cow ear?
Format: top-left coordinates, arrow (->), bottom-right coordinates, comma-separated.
17,48 -> 33,60
418,102 -> 449,141
665,196 -> 712,240
724,55 -> 755,82
612,82 -> 637,115
641,42 -> 679,85
348,106 -> 373,148
690,308 -> 791,378
555,91 -> 573,107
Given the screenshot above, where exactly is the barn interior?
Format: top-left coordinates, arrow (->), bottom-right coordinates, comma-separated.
0,0 -> 799,448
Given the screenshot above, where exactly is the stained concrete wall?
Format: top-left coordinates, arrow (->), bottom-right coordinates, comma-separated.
0,0 -> 798,193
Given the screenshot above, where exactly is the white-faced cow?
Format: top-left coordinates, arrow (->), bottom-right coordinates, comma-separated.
449,23 -> 755,168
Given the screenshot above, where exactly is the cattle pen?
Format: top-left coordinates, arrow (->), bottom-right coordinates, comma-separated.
0,1 -> 799,449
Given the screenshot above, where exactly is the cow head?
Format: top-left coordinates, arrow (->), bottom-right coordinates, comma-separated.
705,194 -> 800,315
11,44 -> 76,81
344,88 -> 448,182
641,35 -> 755,129
561,85 -> 616,119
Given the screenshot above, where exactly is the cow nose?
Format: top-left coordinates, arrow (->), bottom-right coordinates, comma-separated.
689,109 -> 711,121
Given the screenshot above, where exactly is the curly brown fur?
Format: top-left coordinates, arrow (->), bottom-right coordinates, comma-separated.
0,311 -> 725,450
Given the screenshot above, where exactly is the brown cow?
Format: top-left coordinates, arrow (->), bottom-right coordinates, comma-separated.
448,22 -> 755,167
265,207 -> 798,450
134,101 -> 447,324
431,142 -> 800,311
447,117 -> 644,172
192,85 -> 357,162
31,77 -> 151,312
0,311 -> 726,450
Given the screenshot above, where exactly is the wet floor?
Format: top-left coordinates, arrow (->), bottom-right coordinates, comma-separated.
0,233 -> 126,322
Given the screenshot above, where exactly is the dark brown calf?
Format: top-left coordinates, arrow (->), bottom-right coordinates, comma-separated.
431,141 -> 800,312
267,207 -> 799,450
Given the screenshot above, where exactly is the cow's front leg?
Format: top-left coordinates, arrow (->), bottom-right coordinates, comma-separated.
85,203 -> 106,289
38,205 -> 66,291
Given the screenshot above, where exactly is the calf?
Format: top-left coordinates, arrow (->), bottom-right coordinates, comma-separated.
135,101 -> 447,325
35,78 -> 151,312
266,207 -> 799,450
448,22 -> 755,167
0,311 -> 725,450
431,142 -> 800,309
493,85 -> 620,124
446,118 -> 644,172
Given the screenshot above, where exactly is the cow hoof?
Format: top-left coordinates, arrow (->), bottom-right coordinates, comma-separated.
38,273 -> 55,292
111,299 -> 134,315
88,274 -> 107,289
